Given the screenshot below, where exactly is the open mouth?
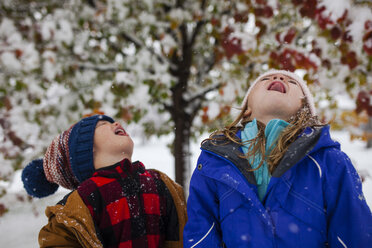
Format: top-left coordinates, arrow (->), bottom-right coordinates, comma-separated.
114,127 -> 128,136
268,81 -> 286,93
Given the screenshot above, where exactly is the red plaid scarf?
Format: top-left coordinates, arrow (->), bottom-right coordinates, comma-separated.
77,159 -> 176,248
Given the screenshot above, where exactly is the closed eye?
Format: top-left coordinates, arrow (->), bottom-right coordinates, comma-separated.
289,80 -> 297,85
96,121 -> 109,128
260,77 -> 269,81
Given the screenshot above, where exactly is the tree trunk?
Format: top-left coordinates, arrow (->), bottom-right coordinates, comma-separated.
171,73 -> 192,187
367,117 -> 372,148
174,115 -> 191,187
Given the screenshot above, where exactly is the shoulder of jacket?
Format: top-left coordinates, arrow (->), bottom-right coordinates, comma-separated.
304,146 -> 354,184
309,145 -> 347,166
43,190 -> 103,247
148,169 -> 184,197
45,190 -> 85,217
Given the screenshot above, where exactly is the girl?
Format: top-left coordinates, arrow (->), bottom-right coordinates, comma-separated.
183,70 -> 372,247
22,114 -> 187,248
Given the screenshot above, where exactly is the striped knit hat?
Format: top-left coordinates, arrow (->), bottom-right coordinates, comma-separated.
241,70 -> 316,116
22,115 -> 114,198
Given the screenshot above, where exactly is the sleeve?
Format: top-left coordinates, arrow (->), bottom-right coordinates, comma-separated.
183,153 -> 224,248
38,191 -> 102,248
39,209 -> 82,248
324,150 -> 372,247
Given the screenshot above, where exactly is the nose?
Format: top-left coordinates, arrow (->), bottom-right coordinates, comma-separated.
272,74 -> 284,81
113,122 -> 120,126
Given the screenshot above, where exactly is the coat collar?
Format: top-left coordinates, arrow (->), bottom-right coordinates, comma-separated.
201,126 -> 331,183
201,136 -> 257,185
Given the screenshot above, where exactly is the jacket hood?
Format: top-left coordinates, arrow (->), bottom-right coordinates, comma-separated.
201,125 -> 340,182
307,125 -> 340,153
271,125 -> 338,177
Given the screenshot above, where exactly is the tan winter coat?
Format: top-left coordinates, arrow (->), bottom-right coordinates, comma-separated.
39,170 -> 187,248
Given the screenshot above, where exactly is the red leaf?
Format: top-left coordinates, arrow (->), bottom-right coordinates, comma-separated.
279,51 -> 296,71
221,27 -> 244,59
311,47 -> 322,57
8,131 -> 23,146
263,6 -> 274,18
254,7 -> 264,17
291,0 -> 302,6
254,6 -> 273,18
342,31 -> 353,43
322,59 -> 331,69
293,51 -> 317,70
270,51 -> 278,60
299,0 -> 318,19
201,107 -> 209,123
256,0 -> 267,5
223,26 -> 234,36
255,20 -> 267,38
222,37 -> 244,59
0,204 -> 7,217
15,49 -> 23,58
336,10 -> 348,24
275,49 -> 318,71
363,30 -> 372,55
219,88 -> 224,96
234,12 -> 249,22
217,105 -> 231,119
316,6 -> 334,29
356,91 -> 372,116
341,51 -> 358,69
275,32 -> 281,43
364,20 -> 372,30
284,28 -> 297,44
330,26 -> 342,40
211,18 -> 220,26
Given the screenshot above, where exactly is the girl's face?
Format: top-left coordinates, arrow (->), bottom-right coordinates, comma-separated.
93,120 -> 134,166
245,73 -> 305,124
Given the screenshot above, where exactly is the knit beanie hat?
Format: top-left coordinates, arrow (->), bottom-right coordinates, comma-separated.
22,115 -> 115,198
241,70 -> 316,116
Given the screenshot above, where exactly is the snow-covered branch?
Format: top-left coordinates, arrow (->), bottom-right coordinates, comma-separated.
187,83 -> 223,105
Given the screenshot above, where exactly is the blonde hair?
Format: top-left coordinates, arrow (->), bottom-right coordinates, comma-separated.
206,100 -> 323,173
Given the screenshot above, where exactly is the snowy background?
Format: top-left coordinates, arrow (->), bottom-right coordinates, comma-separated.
1,0 -> 371,247
0,130 -> 371,247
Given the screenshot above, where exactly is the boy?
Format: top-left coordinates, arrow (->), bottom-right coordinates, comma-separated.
22,114 -> 187,248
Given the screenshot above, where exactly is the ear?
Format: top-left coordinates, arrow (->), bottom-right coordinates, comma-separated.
243,107 -> 252,118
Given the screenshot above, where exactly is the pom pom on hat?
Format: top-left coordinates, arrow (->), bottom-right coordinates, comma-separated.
22,158 -> 59,198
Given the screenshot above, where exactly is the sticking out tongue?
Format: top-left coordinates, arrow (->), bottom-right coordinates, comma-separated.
268,81 -> 286,93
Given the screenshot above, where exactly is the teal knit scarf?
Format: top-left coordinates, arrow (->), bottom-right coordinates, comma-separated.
241,119 -> 289,201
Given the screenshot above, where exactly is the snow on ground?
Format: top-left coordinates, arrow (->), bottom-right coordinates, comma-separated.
0,131 -> 371,247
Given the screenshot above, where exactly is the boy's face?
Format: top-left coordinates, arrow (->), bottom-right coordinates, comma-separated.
93,120 -> 134,165
245,73 -> 304,124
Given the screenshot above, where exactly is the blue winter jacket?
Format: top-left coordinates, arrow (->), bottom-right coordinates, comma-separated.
184,126 -> 372,247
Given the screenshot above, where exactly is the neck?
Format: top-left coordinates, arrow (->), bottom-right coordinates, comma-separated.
93,154 -> 132,170
254,116 -> 284,125
251,110 -> 294,125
